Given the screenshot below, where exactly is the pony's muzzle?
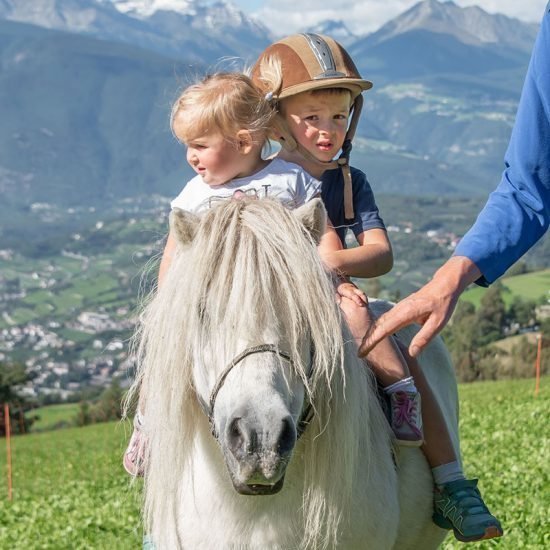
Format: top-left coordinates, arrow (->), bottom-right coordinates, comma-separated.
224,411 -> 297,491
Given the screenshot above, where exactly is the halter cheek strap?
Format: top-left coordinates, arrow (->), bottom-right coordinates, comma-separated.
199,344 -> 314,440
208,345 -> 292,423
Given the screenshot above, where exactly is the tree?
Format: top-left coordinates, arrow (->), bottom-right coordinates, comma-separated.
94,379 -> 124,422
75,401 -> 92,427
507,296 -> 537,329
476,284 -> 507,346
443,301 -> 482,381
0,362 -> 27,403
0,361 -> 36,436
74,379 -> 124,426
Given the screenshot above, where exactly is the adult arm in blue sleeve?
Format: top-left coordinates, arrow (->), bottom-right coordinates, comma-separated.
360,7 -> 550,357
454,7 -> 550,285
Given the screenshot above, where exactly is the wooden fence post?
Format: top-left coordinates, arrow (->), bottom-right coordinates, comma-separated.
4,403 -> 12,500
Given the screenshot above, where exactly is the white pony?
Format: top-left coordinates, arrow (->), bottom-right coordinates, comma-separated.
128,197 -> 459,549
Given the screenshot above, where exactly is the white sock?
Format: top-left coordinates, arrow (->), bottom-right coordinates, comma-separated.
383,376 -> 417,395
432,461 -> 465,487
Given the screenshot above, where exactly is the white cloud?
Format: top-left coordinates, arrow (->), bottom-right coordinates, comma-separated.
256,0 -> 547,36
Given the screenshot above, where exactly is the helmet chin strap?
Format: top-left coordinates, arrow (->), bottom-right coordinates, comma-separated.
276,95 -> 363,220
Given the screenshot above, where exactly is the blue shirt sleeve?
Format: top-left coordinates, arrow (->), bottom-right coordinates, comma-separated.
454,7 -> 550,286
321,167 -> 385,245
349,167 -> 386,239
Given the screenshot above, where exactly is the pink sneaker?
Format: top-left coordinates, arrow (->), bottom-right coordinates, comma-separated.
123,413 -> 147,477
390,390 -> 423,447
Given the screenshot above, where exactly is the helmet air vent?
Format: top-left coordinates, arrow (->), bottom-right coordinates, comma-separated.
301,33 -> 346,79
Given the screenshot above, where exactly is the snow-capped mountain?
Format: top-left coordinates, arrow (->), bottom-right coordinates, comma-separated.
0,0 -> 540,216
0,0 -> 272,63
108,0 -> 195,17
108,0 -> 255,29
0,0 -> 133,33
305,20 -> 357,46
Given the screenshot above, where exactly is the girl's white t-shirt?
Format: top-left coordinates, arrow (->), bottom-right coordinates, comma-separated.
171,158 -> 321,213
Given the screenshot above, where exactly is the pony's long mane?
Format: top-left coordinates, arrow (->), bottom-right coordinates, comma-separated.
126,198 -> 390,549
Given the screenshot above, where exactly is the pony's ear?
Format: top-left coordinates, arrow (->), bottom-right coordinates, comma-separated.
170,208 -> 200,246
294,198 -> 327,245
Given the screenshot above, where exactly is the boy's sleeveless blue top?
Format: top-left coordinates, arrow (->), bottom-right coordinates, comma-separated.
321,167 -> 386,246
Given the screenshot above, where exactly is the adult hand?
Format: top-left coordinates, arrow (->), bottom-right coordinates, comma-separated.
358,256 -> 482,357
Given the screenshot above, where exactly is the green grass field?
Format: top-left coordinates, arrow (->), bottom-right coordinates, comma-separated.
461,269 -> 550,309
30,403 -> 80,432
0,422 -> 141,548
1,379 -> 548,548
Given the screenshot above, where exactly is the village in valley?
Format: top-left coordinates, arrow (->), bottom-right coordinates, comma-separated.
0,194 -> 494,404
4,192 -> 540,402
0,197 -> 168,402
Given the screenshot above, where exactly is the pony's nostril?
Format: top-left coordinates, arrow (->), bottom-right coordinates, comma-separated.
277,416 -> 296,456
230,418 -> 241,439
228,417 -> 244,451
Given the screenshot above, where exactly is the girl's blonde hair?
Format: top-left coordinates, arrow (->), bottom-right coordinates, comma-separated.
171,72 -> 276,145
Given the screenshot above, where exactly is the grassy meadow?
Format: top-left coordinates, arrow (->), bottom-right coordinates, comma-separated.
0,421 -> 142,549
461,269 -> 550,309
30,403 -> 80,432
0,378 -> 548,549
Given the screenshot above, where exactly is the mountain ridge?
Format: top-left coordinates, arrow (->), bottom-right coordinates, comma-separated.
358,0 -> 538,52
0,0 -> 273,63
0,0 -> 540,224
0,19 -> 195,209
305,19 -> 357,46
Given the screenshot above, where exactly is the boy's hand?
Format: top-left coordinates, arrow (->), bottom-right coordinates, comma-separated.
336,281 -> 368,307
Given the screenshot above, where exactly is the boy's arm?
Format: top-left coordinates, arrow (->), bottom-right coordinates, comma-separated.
319,226 -> 393,278
318,219 -> 344,253
318,221 -> 367,306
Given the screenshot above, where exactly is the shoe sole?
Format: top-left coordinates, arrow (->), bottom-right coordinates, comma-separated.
432,513 -> 503,542
454,525 -> 503,543
433,513 -> 503,542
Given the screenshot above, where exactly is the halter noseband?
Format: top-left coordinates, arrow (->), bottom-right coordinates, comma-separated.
201,344 -> 314,440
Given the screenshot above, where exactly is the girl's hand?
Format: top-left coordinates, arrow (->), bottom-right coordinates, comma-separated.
336,281 -> 368,307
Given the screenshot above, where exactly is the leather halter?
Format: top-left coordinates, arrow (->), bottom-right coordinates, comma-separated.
201,344 -> 314,439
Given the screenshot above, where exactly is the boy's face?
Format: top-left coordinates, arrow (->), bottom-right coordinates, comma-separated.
186,133 -> 246,186
281,91 -> 351,163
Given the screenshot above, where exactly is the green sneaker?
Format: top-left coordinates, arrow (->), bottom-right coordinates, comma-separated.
433,478 -> 503,542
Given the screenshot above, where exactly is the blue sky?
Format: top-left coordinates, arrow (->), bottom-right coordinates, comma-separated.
232,0 -> 547,35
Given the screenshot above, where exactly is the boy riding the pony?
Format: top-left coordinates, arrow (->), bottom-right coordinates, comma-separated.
252,33 -> 502,543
